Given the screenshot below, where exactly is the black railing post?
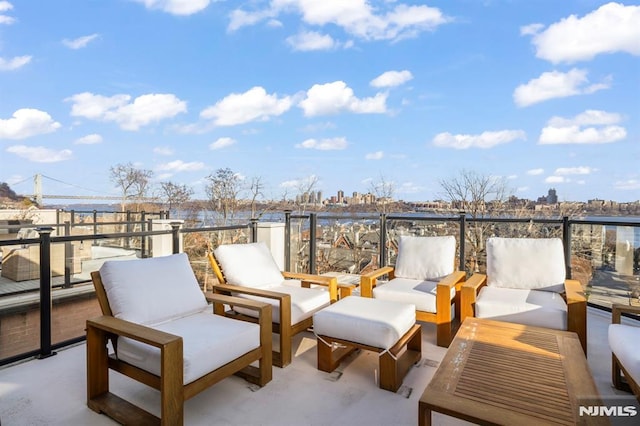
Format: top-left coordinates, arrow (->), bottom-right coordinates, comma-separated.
171,222 -> 181,254
165,210 -> 170,220
125,211 -> 132,249
563,216 -> 572,278
92,209 -> 98,244
64,221 -> 72,288
37,227 -> 56,359
147,218 -> 154,258
309,213 -> 317,274
250,218 -> 258,242
140,212 -> 147,258
459,212 -> 466,272
70,210 -> 75,226
284,210 -> 291,272
379,213 -> 388,267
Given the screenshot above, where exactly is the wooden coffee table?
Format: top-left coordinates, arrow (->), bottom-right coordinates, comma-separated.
419,318 -> 606,425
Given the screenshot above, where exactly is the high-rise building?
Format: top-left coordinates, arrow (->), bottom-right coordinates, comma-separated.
548,188 -> 558,204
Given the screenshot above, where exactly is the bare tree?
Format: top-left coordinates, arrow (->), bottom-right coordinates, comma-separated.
248,176 -> 266,219
204,168 -> 242,225
439,170 -> 509,271
159,181 -> 193,218
369,174 -> 395,214
109,162 -> 154,211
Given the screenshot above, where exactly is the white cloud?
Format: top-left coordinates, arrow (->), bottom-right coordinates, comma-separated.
397,181 -> 423,194
513,68 -> 610,107
229,1 -> 449,42
295,137 -> 347,150
519,23 -> 543,36
299,81 -> 387,116
63,34 -> 99,49
370,70 -> 413,88
548,109 -> 623,127
133,0 -> 211,16
67,92 -> 187,131
432,129 -> 526,149
614,179 -> 640,191
0,109 -> 61,140
156,160 -> 205,172
554,166 -> 595,176
539,109 -> 626,145
528,3 -> 640,63
0,55 -> 32,71
527,168 -> 545,176
201,86 -> 292,126
279,175 -> 318,189
6,145 -> 72,163
210,137 -> 237,150
545,176 -> 566,184
0,1 -> 14,24
75,134 -> 102,145
286,30 -> 336,51
365,151 -> 384,160
154,146 -> 174,155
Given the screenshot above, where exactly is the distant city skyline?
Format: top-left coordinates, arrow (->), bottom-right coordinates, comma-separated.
1,1 -> 639,203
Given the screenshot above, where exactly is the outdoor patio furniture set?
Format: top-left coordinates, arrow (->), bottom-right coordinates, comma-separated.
85,236 -> 635,425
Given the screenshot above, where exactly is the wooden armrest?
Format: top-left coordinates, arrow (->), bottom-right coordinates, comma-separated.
437,271 -> 466,289
86,316 -> 181,348
612,304 -> 640,324
360,266 -> 395,298
282,272 -> 338,302
213,283 -> 289,300
564,279 -> 586,304
461,273 -> 487,321
205,292 -> 271,313
360,266 -> 395,281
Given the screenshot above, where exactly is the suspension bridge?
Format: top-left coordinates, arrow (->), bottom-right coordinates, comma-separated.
13,174 -> 154,204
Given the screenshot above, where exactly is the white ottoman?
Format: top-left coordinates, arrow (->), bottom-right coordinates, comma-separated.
313,296 -> 421,392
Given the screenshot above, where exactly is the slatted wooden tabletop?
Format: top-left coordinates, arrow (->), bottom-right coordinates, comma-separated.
419,318 -> 607,425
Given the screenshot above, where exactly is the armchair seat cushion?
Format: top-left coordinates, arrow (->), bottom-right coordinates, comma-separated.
373,278 -> 456,313
117,309 -> 261,385
233,281 -> 331,324
475,287 -> 567,330
609,324 -> 640,386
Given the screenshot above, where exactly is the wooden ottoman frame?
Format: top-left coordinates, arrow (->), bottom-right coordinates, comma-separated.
317,324 -> 421,392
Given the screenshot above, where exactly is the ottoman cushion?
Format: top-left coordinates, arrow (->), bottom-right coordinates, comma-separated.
313,297 -> 416,350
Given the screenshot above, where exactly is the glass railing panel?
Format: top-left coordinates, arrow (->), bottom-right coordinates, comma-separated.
572,222 -> 640,309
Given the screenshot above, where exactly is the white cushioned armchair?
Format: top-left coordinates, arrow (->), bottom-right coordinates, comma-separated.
461,237 -> 587,353
87,253 -> 272,425
208,242 -> 338,368
609,304 -> 640,400
360,235 -> 466,347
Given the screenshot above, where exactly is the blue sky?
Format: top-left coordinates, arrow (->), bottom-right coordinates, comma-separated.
1,0 -> 639,204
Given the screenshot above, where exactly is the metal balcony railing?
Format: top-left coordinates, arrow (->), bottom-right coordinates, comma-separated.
1,210 -> 639,366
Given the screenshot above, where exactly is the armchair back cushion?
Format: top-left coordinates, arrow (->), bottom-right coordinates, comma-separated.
99,253 -> 208,325
214,242 -> 284,289
394,235 -> 456,281
486,237 -> 566,292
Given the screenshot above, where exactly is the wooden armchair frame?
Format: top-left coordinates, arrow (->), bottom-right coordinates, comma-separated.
461,274 -> 588,354
207,249 -> 338,368
88,271 -> 272,426
611,304 -> 640,400
360,267 -> 466,347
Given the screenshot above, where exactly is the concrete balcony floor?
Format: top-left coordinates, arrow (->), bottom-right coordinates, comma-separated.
0,307 -> 635,425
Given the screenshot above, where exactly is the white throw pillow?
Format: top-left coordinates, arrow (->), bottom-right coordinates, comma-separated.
214,242 -> 284,289
486,237 -> 566,292
99,253 -> 207,325
393,235 -> 456,280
